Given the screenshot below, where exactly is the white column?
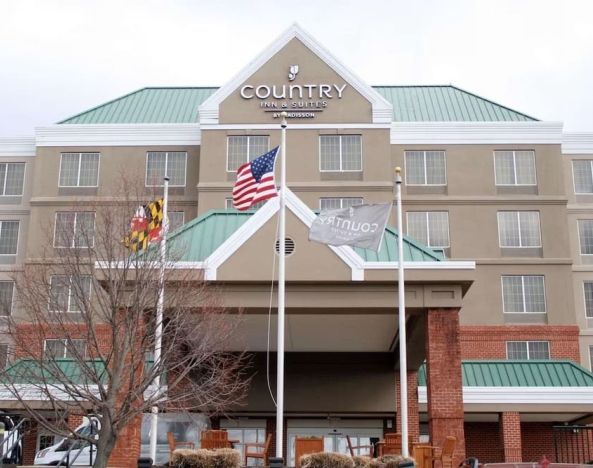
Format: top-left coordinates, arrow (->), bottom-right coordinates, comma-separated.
395,167 -> 409,457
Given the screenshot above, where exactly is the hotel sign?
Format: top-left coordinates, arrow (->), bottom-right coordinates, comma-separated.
239,65 -> 348,119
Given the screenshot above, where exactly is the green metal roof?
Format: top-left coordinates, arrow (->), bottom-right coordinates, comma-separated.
354,227 -> 444,262
374,85 -> 537,122
166,210 -> 253,262
59,87 -> 218,124
58,85 -> 536,124
3,359 -> 107,384
165,209 -> 443,263
417,360 -> 593,387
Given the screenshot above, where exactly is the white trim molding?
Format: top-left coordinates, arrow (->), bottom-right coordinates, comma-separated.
0,137 -> 36,157
391,121 -> 564,145
563,132 -> 593,154
418,386 -> 593,405
198,23 -> 393,125
35,124 -> 201,147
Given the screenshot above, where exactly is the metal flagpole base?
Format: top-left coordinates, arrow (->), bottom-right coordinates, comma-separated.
269,456 -> 285,468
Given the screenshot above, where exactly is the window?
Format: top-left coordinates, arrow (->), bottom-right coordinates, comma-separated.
49,275 -> 92,313
0,163 -> 25,196
584,282 -> 593,318
404,151 -> 446,185
0,221 -> 19,255
168,211 -> 184,232
579,220 -> 593,255
146,152 -> 187,187
590,346 -> 593,372
0,281 -> 14,316
573,160 -> 593,193
319,197 -> 363,210
319,135 -> 362,172
44,339 -> 87,359
59,153 -> 99,187
501,275 -> 546,313
494,150 -> 537,186
227,136 -> 269,172
54,212 -> 95,248
506,341 -> 550,360
225,198 -> 265,211
406,212 -> 450,248
497,211 -> 541,247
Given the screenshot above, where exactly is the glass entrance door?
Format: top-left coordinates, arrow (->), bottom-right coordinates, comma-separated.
287,419 -> 383,466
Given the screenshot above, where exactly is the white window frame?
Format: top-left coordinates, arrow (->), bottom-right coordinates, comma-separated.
572,160 -> 593,194
0,281 -> 15,317
0,220 -> 19,256
404,150 -> 447,186
226,136 -> 270,173
58,153 -> 100,188
493,150 -> 537,187
578,219 -> 593,256
0,162 -> 25,196
53,212 -> 96,249
497,211 -> 542,248
145,152 -> 188,187
48,275 -> 92,313
506,341 -> 550,360
583,281 -> 593,319
43,339 -> 87,359
319,197 -> 364,210
318,135 -> 363,173
406,211 -> 450,248
501,275 -> 547,314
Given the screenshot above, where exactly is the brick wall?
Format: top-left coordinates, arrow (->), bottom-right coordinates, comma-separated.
22,422 -> 38,465
500,412 -> 522,462
464,422 -> 503,463
425,308 -> 465,465
460,325 -> 580,362
521,423 -> 556,462
396,371 -> 420,443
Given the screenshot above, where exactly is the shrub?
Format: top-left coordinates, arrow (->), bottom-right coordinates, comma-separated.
300,452 -> 355,468
367,455 -> 415,468
353,455 -> 372,468
170,448 -> 240,468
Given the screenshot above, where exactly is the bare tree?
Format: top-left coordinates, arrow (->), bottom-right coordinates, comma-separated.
0,180 -> 249,468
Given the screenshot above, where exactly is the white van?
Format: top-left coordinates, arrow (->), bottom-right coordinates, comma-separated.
34,416 -> 100,466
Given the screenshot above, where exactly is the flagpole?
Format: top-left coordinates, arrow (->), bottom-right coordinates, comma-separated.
275,112 -> 287,462
150,175 -> 169,464
395,167 -> 409,458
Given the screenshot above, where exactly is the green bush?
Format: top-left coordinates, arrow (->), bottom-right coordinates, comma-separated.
170,448 -> 240,468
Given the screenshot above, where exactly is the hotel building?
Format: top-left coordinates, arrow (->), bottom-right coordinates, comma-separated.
1,24 -> 593,466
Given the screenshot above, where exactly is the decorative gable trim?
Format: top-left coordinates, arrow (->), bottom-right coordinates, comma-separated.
198,23 -> 393,125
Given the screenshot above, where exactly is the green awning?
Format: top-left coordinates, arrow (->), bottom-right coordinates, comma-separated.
417,360 -> 593,387
3,358 -> 107,385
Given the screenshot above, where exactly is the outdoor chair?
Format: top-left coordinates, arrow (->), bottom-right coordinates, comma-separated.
244,433 -> 272,466
294,436 -> 324,467
167,431 -> 194,459
200,429 -> 231,449
423,436 -> 456,468
378,432 -> 402,456
346,435 -> 374,457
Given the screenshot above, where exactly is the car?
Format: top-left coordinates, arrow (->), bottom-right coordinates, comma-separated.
34,416 -> 100,466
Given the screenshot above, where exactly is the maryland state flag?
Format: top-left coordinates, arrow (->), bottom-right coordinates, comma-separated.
124,198 -> 165,252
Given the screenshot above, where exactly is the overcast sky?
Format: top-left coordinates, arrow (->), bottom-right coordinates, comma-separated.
1,0 -> 593,136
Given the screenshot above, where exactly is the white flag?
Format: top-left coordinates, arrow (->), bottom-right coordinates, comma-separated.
309,203 -> 391,251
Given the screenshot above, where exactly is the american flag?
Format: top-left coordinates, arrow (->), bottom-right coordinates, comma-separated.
232,147 -> 279,211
